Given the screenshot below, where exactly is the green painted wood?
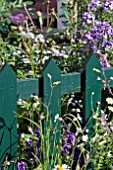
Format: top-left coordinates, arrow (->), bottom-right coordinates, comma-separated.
84,54 -> 102,132
0,64 -> 17,169
61,72 -> 81,94
1,57 -> 113,169
43,59 -> 61,161
17,78 -> 40,100
17,73 -> 81,100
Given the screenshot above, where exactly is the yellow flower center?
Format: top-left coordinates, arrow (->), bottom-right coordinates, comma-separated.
57,166 -> 63,170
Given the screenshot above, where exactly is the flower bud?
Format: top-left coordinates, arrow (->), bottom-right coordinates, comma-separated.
23,4 -> 27,7
18,25 -> 23,32
26,48 -> 31,54
51,8 -> 55,16
36,11 -> 42,17
68,0 -> 73,6
46,0 -> 50,4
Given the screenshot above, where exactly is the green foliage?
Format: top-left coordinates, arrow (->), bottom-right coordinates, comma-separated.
90,112 -> 113,169
0,0 -> 23,17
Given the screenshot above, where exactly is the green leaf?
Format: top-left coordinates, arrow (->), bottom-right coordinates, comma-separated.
28,8 -> 35,11
64,10 -> 70,21
34,164 -> 42,170
18,0 -> 23,4
23,1 -> 33,5
39,16 -> 44,27
46,28 -> 52,33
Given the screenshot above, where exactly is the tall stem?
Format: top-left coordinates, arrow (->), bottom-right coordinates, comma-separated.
70,7 -> 73,45
46,1 -> 50,28
74,1 -> 78,31
23,4 -> 37,31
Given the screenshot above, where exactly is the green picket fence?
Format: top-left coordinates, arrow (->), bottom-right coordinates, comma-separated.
0,54 -> 113,169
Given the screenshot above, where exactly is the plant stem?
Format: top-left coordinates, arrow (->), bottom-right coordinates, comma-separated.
23,4 -> 37,31
46,1 -> 50,28
53,13 -> 65,30
74,1 -> 78,31
70,7 -> 73,45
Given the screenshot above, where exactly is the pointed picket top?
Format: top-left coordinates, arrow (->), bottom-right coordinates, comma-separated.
85,54 -> 102,87
43,59 -> 61,96
84,53 -> 102,91
0,63 -> 17,169
43,58 -> 61,100
85,53 -> 101,68
43,58 -> 61,78
83,54 -> 102,134
0,63 -> 16,76
43,58 -> 61,119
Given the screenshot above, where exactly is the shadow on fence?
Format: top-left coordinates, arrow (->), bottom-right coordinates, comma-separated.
0,54 -> 113,169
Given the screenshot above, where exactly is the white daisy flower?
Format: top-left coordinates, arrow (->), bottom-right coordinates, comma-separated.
106,97 -> 113,105
108,106 -> 113,112
82,135 -> 88,142
52,164 -> 70,170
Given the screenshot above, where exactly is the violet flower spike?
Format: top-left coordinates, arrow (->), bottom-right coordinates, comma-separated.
18,161 -> 26,170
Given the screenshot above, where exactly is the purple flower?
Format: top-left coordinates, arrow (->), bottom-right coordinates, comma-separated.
28,147 -> 34,159
72,150 -> 80,168
102,0 -> 113,12
9,14 -> 25,25
78,20 -> 113,54
63,143 -> 72,151
102,121 -> 106,127
89,0 -> 113,12
82,12 -> 95,25
36,140 -> 40,148
34,128 -> 40,138
28,146 -> 41,166
63,131 -> 76,144
63,143 -> 72,156
67,132 -> 76,145
62,130 -> 76,156
26,139 -> 32,146
18,161 -> 26,170
99,57 -> 110,69
88,0 -> 101,11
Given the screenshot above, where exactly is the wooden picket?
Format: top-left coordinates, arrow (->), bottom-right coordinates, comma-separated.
0,54 -> 113,168
0,64 -> 17,169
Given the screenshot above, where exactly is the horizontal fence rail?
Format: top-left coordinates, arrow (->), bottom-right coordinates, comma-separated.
17,72 -> 81,100
1,54 -> 113,169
